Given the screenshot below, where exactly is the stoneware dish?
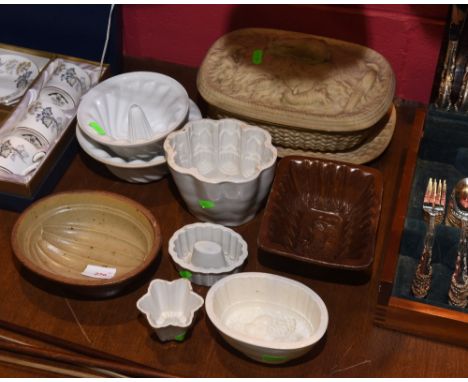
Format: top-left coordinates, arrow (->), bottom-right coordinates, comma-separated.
77,71 -> 189,160
136,278 -> 204,342
11,191 -> 162,297
164,118 -> 277,226
205,272 -> 329,364
76,100 -> 202,183
168,222 -> 248,286
258,156 -> 383,271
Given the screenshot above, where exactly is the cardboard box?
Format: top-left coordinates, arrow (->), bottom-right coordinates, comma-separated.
0,43 -> 108,211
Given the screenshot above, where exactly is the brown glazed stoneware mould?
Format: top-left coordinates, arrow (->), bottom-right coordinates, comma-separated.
258,156 -> 383,271
11,190 -> 162,297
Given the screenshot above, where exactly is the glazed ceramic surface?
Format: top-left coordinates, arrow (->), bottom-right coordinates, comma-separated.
11,191 -> 162,297
164,118 -> 277,226
75,100 -> 202,183
198,28 -> 395,132
0,54 -> 39,103
77,71 -> 189,159
258,156 -> 383,270
0,134 -> 45,176
168,222 -> 248,286
15,100 -> 67,145
136,278 -> 204,342
205,272 -> 328,364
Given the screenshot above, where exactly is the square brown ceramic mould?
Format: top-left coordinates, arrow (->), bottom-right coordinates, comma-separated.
258,156 -> 383,271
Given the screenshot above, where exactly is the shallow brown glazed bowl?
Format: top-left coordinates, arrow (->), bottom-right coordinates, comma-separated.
11,191 -> 162,297
258,156 -> 383,271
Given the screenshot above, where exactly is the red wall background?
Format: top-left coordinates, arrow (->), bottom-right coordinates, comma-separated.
122,4 -> 448,104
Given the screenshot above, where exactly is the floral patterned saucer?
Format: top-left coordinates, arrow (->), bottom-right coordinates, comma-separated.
0,54 -> 39,104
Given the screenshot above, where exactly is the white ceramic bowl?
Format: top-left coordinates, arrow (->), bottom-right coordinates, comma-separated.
136,278 -> 204,342
77,71 -> 189,159
168,222 -> 248,286
76,100 -> 202,183
164,118 -> 277,226
205,272 -> 328,364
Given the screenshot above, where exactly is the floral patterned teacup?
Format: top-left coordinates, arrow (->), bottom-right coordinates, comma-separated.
0,134 -> 46,176
38,87 -> 75,111
41,62 -> 90,110
15,100 -> 67,145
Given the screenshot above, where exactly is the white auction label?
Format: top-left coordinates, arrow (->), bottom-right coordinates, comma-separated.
81,265 -> 116,279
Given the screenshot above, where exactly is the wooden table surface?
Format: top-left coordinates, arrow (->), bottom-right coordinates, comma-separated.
0,59 -> 466,377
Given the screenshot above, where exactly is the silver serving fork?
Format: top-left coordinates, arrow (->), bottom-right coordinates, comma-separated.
411,178 -> 447,298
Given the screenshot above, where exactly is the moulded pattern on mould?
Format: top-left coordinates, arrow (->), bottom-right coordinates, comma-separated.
198,28 -> 395,132
76,100 -> 202,183
11,191 -> 162,297
204,272 -> 328,364
136,278 -> 204,342
168,222 -> 248,286
259,156 -> 383,270
77,71 -> 189,160
164,118 -> 277,226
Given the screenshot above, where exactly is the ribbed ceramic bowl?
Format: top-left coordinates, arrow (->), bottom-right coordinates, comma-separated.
11,191 -> 162,297
164,118 -> 277,226
168,222 -> 248,286
77,71 -> 189,160
205,272 -> 328,364
76,100 -> 202,183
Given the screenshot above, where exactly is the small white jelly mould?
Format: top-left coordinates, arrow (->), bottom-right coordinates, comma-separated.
77,71 -> 189,160
136,278 -> 204,342
75,100 -> 202,183
205,272 -> 329,364
164,118 -> 277,226
168,222 -> 248,286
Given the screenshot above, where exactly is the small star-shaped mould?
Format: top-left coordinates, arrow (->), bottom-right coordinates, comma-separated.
136,278 -> 204,342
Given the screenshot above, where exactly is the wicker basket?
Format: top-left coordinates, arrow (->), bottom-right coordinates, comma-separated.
198,28 -> 395,152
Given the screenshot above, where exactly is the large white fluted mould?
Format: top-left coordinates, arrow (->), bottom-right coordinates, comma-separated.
164,118 -> 277,226
77,71 -> 189,159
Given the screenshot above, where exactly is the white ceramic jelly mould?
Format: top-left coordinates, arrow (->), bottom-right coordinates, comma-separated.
168,222 -> 248,286
205,272 -> 329,364
164,118 -> 277,226
136,278 -> 204,342
77,71 -> 189,159
75,100 -> 202,183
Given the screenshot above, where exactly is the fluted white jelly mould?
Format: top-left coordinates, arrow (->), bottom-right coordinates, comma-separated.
168,222 -> 248,286
76,100 -> 202,183
136,278 -> 204,342
77,71 -> 189,159
205,272 -> 329,364
164,118 -> 277,226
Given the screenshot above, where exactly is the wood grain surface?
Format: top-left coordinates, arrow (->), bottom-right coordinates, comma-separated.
0,59 -> 466,377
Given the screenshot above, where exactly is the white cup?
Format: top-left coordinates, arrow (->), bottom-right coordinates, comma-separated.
41,62 -> 90,110
38,87 -> 76,111
0,134 -> 46,176
15,100 -> 67,145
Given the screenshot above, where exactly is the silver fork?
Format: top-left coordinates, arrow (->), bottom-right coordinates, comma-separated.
411,178 -> 447,298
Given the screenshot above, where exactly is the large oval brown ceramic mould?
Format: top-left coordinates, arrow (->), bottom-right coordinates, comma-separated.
258,156 -> 383,272
11,191 -> 162,298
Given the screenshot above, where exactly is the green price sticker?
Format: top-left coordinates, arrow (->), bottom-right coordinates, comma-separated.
252,49 -> 264,65
174,332 -> 186,342
89,121 -> 106,136
261,354 -> 288,363
179,270 -> 192,279
198,199 -> 215,209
